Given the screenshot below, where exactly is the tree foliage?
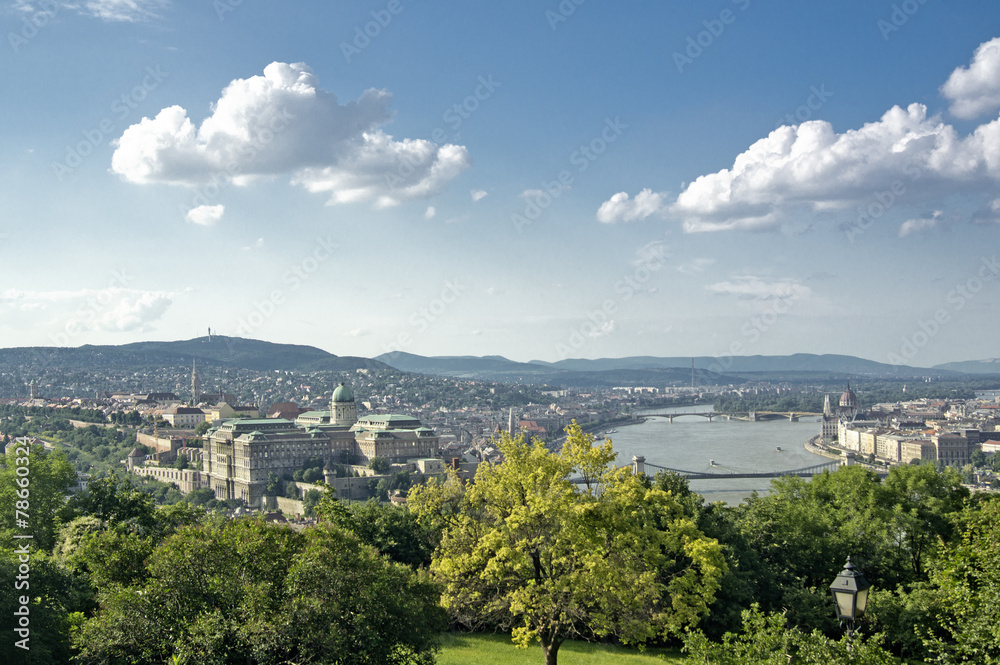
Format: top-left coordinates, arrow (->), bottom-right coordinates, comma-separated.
72,518 -> 446,665
683,604 -> 896,664
921,496 -> 1000,663
0,444 -> 77,551
410,424 -> 726,665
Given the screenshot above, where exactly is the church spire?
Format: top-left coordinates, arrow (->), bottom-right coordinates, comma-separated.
191,360 -> 200,406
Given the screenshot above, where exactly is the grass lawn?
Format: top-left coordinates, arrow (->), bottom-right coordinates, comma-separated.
437,632 -> 686,665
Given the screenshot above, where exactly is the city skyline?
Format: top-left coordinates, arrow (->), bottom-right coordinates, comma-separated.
2,1 -> 1000,366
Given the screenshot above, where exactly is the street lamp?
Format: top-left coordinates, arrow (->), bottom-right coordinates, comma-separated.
829,556 -> 871,636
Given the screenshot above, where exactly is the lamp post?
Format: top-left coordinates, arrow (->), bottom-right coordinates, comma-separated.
829,556 -> 871,642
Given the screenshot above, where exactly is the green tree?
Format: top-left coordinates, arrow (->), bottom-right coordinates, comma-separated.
62,474 -> 157,536
321,495 -> 435,568
0,549 -> 91,664
72,518 -> 445,665
0,443 -> 77,551
733,463 -> 968,634
302,488 -> 321,517
410,424 -> 726,665
368,456 -> 390,474
921,497 -> 1000,662
683,604 -> 896,664
265,471 -> 283,496
302,467 -> 324,484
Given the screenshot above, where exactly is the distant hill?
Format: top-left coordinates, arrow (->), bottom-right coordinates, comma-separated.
377,351 -> 955,383
1,336 -> 387,373
374,352 -> 559,380
532,353 -> 946,376
933,358 -> 1000,374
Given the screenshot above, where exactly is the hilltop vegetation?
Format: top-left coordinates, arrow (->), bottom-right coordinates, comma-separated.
2,427 -> 1000,663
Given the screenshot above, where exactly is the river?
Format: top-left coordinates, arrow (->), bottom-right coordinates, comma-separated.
603,404 -> 830,504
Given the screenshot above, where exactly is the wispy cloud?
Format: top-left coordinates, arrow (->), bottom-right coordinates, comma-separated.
14,0 -> 168,22
705,276 -> 810,301
0,287 -> 172,332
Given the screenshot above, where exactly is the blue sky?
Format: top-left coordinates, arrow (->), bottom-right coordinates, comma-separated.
2,0 -> 1000,367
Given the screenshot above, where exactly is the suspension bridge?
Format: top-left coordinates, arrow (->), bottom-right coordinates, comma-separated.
636,457 -> 844,480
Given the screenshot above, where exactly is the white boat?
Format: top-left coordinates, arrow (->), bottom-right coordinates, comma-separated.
775,446 -> 782,451
709,459 -> 717,466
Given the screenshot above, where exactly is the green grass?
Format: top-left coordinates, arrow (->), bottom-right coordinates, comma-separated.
437,632 -> 686,665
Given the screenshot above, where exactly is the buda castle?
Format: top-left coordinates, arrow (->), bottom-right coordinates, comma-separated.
203,382 -> 439,508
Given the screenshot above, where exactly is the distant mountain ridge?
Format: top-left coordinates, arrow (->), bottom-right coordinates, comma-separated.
532,353 -> 934,375
2,336 -> 387,373
374,351 -> 959,383
932,358 -> 1000,374
0,338 -> 987,385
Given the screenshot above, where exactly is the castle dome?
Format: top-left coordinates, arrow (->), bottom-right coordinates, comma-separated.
332,382 -> 355,403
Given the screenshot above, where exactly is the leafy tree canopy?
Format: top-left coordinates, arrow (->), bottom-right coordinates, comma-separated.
410,423 -> 726,665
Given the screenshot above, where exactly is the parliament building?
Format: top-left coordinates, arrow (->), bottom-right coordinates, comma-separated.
203,383 -> 439,507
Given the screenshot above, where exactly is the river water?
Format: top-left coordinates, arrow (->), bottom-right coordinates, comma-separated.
604,404 -> 829,504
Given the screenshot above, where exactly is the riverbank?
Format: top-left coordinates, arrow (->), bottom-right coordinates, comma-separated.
804,434 -> 843,461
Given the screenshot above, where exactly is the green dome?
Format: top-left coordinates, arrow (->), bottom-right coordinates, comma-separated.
332,382 -> 355,403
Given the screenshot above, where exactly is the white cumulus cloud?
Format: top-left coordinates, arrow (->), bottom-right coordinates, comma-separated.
670,103 -> 1000,232
941,37 -> 1000,120
185,204 -> 224,226
596,188 -> 666,224
598,38 -> 1000,234
470,189 -> 488,202
898,210 -> 943,238
112,62 -> 470,208
424,206 -> 436,219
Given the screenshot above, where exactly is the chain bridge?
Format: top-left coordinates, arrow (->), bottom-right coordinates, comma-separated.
636,457 -> 843,480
